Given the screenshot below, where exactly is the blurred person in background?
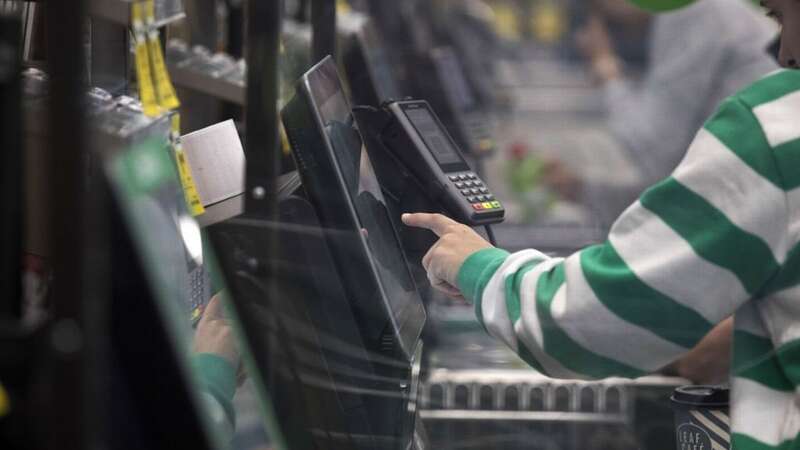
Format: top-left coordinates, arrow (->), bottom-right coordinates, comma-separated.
404,0 -> 800,446
577,0 -> 778,188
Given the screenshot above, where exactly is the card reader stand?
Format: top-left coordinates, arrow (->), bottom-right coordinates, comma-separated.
352,102 -> 503,260
353,107 -> 439,263
352,104 -> 501,360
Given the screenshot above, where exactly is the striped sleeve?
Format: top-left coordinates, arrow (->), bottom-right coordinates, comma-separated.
457,94 -> 790,380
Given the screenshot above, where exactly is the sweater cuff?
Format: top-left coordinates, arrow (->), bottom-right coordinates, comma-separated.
457,248 -> 510,305
192,353 -> 237,425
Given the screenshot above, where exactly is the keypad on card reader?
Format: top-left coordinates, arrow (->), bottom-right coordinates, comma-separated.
450,172 -> 503,211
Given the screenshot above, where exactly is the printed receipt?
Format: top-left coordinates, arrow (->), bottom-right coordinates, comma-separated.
180,119 -> 246,206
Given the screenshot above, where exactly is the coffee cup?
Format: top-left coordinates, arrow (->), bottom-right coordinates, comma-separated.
671,385 -> 730,450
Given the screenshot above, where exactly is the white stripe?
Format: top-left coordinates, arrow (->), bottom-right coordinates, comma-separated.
731,377 -> 800,446
690,410 -> 731,442
515,257 -> 586,379
759,285 -> 800,347
672,129 -> 790,264
786,187 -> 800,248
481,250 -> 547,353
545,254 -> 687,372
513,318 -> 588,380
734,302 -> 770,338
752,90 -> 800,148
711,410 -> 730,427
609,201 -> 745,323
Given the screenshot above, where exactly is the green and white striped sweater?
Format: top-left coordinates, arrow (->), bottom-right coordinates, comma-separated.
456,69 -> 800,450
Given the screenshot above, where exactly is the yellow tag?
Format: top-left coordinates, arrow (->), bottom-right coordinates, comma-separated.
131,1 -> 144,25
279,122 -> 292,156
336,0 -> 351,14
0,383 -> 9,417
144,0 -> 156,22
171,114 -> 181,136
175,146 -> 206,216
149,37 -> 181,110
134,38 -> 161,117
171,114 -> 205,216
140,0 -> 180,111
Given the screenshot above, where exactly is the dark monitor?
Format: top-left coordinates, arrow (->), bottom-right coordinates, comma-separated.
282,56 -> 426,360
281,56 -> 426,447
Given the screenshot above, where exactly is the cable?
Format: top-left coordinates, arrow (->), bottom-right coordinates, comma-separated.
351,104 -> 381,113
484,224 -> 497,247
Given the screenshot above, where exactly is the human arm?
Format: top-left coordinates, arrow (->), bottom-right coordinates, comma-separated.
405,96 -> 788,379
661,317 -> 733,384
192,294 -> 240,430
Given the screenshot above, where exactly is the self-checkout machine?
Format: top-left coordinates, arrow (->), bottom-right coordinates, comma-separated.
197,3 -> 437,447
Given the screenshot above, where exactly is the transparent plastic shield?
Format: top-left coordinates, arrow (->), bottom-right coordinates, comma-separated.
105,138 -> 286,450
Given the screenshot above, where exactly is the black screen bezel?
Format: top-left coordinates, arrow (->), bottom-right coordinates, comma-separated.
290,57 -> 426,361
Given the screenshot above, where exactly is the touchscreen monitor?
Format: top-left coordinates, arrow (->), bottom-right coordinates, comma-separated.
285,56 -> 426,359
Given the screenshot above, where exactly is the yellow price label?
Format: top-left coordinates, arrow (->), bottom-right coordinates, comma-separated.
134,39 -> 161,117
143,0 -> 156,22
131,1 -> 144,25
175,146 -> 206,216
171,114 -> 181,136
171,114 -> 204,216
149,37 -> 181,110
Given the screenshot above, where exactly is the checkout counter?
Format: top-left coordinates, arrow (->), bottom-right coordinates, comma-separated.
26,4 -> 684,449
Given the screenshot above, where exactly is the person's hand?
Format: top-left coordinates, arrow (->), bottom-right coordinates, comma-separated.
193,294 -> 239,366
575,15 -> 622,83
402,213 -> 493,299
662,318 -> 733,385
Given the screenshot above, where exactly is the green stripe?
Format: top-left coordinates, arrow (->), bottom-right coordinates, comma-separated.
733,331 -> 793,392
762,242 -> 800,296
457,248 -> 510,332
732,433 -> 796,450
641,178 -> 780,296
580,244 -> 711,349
192,353 -> 238,425
776,339 -> 800,388
704,97 -> 784,190
736,70 -> 800,108
504,261 -> 544,324
515,333 -> 549,375
772,138 -> 800,190
535,262 -> 645,379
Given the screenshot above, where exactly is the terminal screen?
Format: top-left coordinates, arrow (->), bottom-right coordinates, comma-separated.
306,62 -> 420,337
405,107 -> 464,166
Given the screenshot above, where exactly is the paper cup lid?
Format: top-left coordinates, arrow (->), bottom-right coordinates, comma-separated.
671,385 -> 729,407
628,0 -> 698,12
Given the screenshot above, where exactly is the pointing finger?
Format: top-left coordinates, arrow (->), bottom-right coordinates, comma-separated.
402,213 -> 459,237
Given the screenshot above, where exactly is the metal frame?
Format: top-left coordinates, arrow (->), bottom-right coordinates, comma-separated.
243,0 -> 281,217
0,9 -> 22,316
44,1 -> 92,449
311,0 -> 336,62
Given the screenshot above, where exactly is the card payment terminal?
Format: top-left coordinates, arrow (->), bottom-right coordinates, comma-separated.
379,100 -> 504,225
